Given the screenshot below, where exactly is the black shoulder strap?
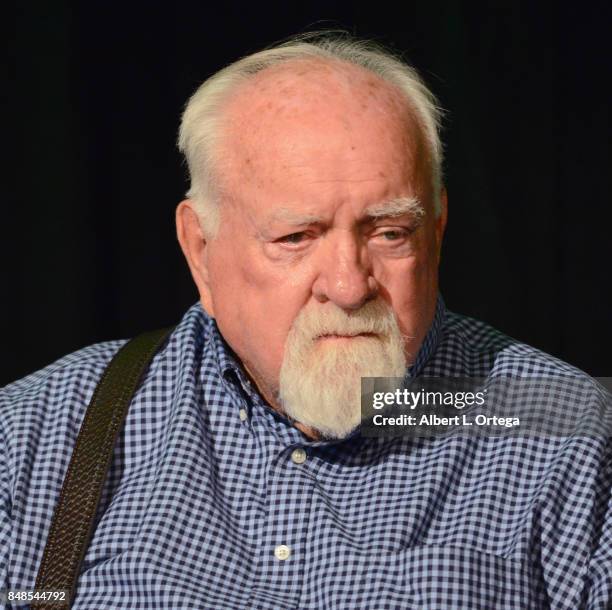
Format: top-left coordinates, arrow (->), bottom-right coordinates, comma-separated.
32,327 -> 174,610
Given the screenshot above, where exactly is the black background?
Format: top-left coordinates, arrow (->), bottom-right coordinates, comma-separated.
3,1 -> 611,386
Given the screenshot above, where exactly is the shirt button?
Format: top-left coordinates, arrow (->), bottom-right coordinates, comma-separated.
274,544 -> 291,560
291,447 -> 307,464
239,408 -> 248,421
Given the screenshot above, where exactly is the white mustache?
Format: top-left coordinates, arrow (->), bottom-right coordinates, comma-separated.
294,298 -> 400,342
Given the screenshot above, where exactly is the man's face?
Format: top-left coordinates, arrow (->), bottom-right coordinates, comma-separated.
180,60 -> 447,437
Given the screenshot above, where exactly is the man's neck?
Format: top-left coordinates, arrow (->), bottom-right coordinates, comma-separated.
242,361 -> 323,441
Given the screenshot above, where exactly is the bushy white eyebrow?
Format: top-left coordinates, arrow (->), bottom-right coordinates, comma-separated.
364,196 -> 425,221
261,196 -> 425,238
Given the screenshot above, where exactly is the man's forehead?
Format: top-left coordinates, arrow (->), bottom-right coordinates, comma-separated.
219,58 -> 413,144
215,58 -> 429,213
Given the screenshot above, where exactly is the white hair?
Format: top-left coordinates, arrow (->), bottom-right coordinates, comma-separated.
178,31 -> 445,236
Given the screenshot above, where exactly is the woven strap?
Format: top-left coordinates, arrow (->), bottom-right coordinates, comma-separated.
32,327 -> 174,609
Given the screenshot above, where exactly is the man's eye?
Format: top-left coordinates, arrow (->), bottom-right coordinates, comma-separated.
381,230 -> 405,241
278,232 -> 307,244
374,228 -> 411,241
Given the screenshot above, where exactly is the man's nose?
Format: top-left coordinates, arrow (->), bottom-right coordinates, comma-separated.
312,234 -> 378,310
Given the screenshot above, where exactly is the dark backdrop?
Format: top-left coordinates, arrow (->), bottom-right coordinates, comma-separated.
3,1 -> 611,386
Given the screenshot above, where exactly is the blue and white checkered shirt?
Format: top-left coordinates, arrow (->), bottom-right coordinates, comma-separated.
1,297 -> 611,609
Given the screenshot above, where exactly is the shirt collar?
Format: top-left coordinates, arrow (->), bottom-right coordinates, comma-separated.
208,317 -> 256,398
407,293 -> 446,377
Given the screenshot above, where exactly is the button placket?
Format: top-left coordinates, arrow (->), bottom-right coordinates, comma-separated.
245,443 -> 315,607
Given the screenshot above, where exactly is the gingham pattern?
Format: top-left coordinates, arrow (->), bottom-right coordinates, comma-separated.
1,298 -> 610,609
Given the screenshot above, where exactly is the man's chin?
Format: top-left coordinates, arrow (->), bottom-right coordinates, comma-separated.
279,375 -> 364,440
287,405 -> 362,440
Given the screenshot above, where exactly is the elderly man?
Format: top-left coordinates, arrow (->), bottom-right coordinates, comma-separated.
1,33 -> 611,610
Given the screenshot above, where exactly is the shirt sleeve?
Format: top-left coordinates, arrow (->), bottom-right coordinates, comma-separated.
0,414 -> 11,610
584,444 -> 612,609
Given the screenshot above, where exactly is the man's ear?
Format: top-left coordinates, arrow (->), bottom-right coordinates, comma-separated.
434,187 -> 448,262
175,200 -> 215,317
